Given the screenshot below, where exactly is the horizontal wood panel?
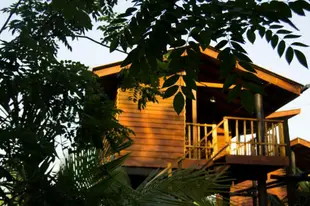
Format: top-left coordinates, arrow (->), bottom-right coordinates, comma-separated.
127,144 -> 183,153
130,132 -> 184,140
131,138 -> 183,147
119,113 -> 184,121
124,156 -> 176,168
121,122 -> 184,131
121,150 -> 183,159
118,99 -> 175,106
119,116 -> 184,125
119,108 -> 182,116
118,103 -> 176,112
128,127 -> 184,136
118,95 -> 174,103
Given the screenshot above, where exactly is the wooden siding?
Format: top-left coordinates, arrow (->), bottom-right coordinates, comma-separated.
117,89 -> 185,168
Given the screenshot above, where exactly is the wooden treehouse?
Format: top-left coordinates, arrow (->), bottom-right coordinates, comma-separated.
93,47 -> 308,205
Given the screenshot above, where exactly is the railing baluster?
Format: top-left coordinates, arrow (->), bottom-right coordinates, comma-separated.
244,120 -> 247,155
204,124 -> 207,159
198,125 -> 201,159
272,123 -> 276,156
251,120 -> 255,156
236,120 -> 239,155
188,124 -> 191,159
265,121 -> 268,156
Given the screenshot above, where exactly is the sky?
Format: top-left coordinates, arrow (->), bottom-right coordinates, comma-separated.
1,0 -> 310,142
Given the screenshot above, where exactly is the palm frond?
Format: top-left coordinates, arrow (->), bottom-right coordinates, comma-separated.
134,167 -> 231,206
55,148 -> 133,205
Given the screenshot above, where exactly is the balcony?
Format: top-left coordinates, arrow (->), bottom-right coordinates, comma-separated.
184,116 -> 287,161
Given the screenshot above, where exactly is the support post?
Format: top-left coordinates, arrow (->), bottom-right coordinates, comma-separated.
255,93 -> 265,156
252,181 -> 258,206
283,120 -> 296,205
221,192 -> 230,206
257,174 -> 268,206
192,90 -> 198,158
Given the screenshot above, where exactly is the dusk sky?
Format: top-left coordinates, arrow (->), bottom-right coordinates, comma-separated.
1,0 -> 310,141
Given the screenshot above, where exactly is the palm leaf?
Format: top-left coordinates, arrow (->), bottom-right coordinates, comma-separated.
134,167 -> 231,206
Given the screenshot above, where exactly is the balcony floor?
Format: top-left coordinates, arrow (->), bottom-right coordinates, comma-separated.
182,155 -> 289,181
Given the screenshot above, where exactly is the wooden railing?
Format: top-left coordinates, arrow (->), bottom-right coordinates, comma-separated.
185,122 -> 217,159
223,116 -> 286,157
183,116 -> 287,162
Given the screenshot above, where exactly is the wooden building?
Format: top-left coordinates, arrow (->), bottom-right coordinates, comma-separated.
93,47 -> 308,205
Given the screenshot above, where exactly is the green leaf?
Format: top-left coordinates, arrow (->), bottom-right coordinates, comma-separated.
234,52 -> 252,63
276,29 -> 292,34
258,27 -> 265,38
125,7 -> 137,14
240,90 -> 254,113
282,18 -> 299,31
285,47 -> 294,64
189,41 -> 200,53
163,85 -> 179,99
173,91 -> 185,115
239,61 -> 256,73
181,86 -> 195,100
215,40 -> 228,50
219,51 -> 236,78
223,74 -> 237,90
289,1 -> 305,16
169,48 -> 185,59
244,82 -> 264,94
284,34 -> 301,39
294,49 -> 308,68
110,38 -> 119,53
246,30 -> 256,44
163,75 -> 180,88
170,39 -> 186,47
265,30 -> 272,43
199,31 -> 211,50
291,42 -> 309,47
227,85 -> 241,102
190,27 -> 202,42
183,75 -> 197,90
277,40 -> 286,57
111,18 -> 127,24
271,35 -> 279,49
231,41 -> 247,54
270,25 -> 283,29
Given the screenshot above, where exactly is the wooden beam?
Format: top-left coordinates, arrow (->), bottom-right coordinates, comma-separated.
290,137 -> 310,148
92,47 -> 303,95
225,155 -> 289,166
266,109 -> 301,119
93,64 -> 122,77
200,48 -> 303,95
197,82 -> 231,89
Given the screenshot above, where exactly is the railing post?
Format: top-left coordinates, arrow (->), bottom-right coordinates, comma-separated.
167,162 -> 172,177
192,90 -> 198,159
212,124 -> 217,157
255,93 -> 266,156
279,123 -> 286,157
283,119 -> 297,205
224,118 -> 230,155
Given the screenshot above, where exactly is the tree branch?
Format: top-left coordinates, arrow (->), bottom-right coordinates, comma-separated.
74,35 -> 129,55
0,0 -> 22,35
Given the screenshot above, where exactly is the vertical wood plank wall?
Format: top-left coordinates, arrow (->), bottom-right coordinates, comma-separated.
117,89 -> 185,168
